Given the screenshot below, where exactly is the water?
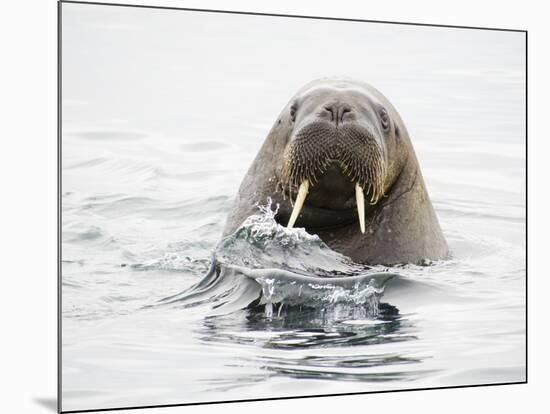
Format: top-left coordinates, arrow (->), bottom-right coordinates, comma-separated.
61,4 -> 526,412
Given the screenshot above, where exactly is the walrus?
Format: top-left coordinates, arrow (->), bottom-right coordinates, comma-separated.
223,78 -> 448,265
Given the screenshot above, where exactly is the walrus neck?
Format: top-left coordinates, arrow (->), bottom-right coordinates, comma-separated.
378,151 -> 419,210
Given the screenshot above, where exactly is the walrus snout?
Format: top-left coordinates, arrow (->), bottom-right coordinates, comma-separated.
279,117 -> 386,233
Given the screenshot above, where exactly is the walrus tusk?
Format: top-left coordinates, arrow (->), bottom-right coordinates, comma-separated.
287,180 -> 309,228
355,183 -> 365,234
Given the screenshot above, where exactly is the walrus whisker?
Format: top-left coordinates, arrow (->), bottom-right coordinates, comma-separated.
370,186 -> 376,203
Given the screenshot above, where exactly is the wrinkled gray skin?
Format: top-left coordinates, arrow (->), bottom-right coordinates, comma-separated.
223,78 -> 448,265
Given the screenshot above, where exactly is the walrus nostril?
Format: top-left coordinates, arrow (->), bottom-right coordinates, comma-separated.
323,105 -> 335,122
340,107 -> 352,123
322,104 -> 352,126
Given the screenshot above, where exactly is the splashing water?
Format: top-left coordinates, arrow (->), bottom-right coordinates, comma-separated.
260,276 -> 384,319
160,199 -> 396,319
216,198 -> 388,275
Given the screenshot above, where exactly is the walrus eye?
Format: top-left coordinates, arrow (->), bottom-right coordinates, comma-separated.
379,108 -> 390,131
290,103 -> 298,123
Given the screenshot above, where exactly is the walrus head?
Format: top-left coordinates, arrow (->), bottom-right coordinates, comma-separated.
223,77 -> 448,264
274,78 -> 409,233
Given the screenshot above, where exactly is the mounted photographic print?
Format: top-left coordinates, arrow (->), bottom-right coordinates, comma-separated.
59,1 -> 527,412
